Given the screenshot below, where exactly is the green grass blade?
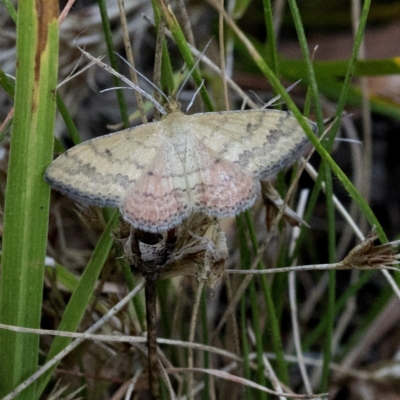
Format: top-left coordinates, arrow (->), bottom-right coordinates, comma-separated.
287,0 -> 324,130
200,290 -> 211,400
97,0 -> 130,128
287,1 -> 339,389
0,68 -> 15,98
240,293 -> 252,399
225,0 -> 386,242
280,57 -> 400,79
156,0 -> 214,111
56,92 -> 82,146
1,0 -> 17,22
237,215 -> 261,398
0,1 -> 59,397
262,0 -> 279,75
244,212 -> 289,384
117,253 -> 147,331
36,209 -> 119,395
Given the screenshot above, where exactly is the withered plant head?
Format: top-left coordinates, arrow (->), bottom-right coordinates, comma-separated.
115,213 -> 228,289
341,230 -> 400,271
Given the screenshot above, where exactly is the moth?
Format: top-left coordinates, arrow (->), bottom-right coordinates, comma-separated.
45,101 -> 316,232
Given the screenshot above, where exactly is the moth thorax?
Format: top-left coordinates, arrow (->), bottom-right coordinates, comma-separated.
170,137 -> 187,163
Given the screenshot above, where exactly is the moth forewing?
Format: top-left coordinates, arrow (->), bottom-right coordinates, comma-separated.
45,104 -> 315,232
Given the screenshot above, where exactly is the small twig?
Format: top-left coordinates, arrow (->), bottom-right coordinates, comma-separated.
142,14 -> 259,109
302,158 -> 364,241
213,122 -> 320,339
288,189 -> 314,396
58,0 -> 76,25
153,16 -> 167,121
188,281 -> 204,400
175,0 -> 195,45
351,0 -> 372,236
176,39 -> 212,102
247,324 -> 288,400
1,281 -> 145,400
228,235 -> 400,275
78,47 -> 166,115
223,273 -> 242,360
166,368 -> 328,399
145,276 -> 160,400
0,108 -> 14,134
226,264 -> 399,275
117,0 -> 147,124
56,58 -> 101,90
262,353 -> 287,400
303,155 -> 400,303
272,0 -> 286,39
219,0 -> 229,111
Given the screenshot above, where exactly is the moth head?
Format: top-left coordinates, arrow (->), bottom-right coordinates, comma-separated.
163,100 -> 181,115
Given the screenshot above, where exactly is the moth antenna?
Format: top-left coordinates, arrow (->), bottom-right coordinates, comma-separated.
186,80 -> 205,113
286,79 -> 302,93
66,51 -> 86,80
57,59 -> 101,90
101,87 -> 136,93
261,94 -> 284,110
114,52 -> 170,104
176,38 -> 213,102
79,47 -> 167,115
262,80 -> 302,109
249,90 -> 264,105
170,63 -> 188,98
334,138 -> 363,145
239,97 -> 248,111
249,90 -> 282,109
